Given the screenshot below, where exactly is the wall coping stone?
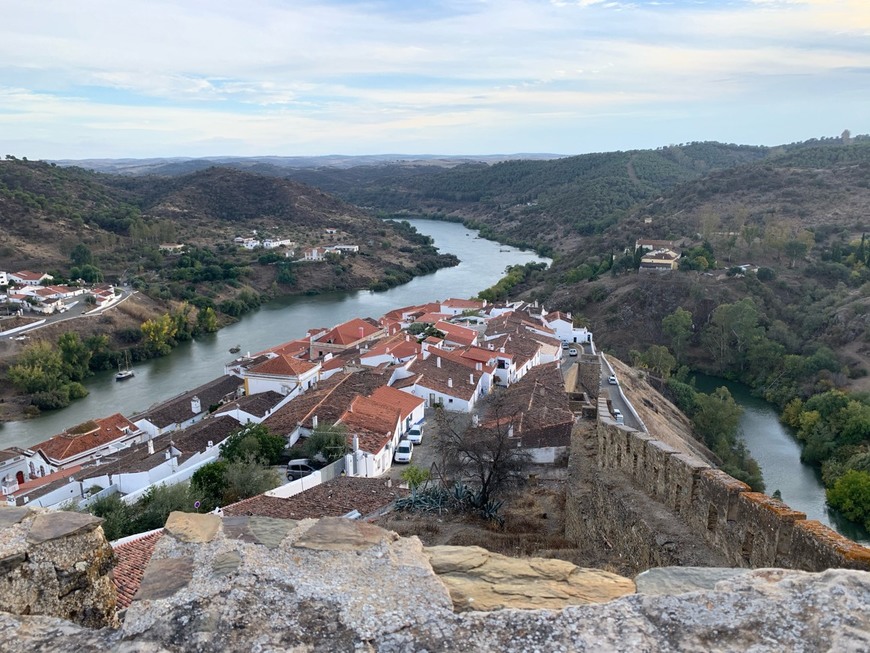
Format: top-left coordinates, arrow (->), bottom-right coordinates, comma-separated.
25,512 -> 103,545
164,511 -> 220,543
0,507 -> 35,530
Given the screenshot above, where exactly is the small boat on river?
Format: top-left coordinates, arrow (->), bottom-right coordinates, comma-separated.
229,345 -> 241,354
115,351 -> 134,381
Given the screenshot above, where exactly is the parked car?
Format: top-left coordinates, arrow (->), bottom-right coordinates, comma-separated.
612,409 -> 624,425
394,440 -> 413,463
406,425 -> 423,445
286,459 -> 317,481
608,375 -> 618,385
568,347 -> 578,357
561,341 -> 569,349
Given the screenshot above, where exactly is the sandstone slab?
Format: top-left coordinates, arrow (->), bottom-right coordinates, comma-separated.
164,511 -> 220,543
293,516 -> 396,551
426,545 -> 635,611
26,512 -> 102,545
223,515 -> 296,548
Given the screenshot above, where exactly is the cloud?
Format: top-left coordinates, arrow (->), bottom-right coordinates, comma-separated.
0,0 -> 867,156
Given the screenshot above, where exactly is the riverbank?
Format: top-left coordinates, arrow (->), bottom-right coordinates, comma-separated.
0,220 -> 549,446
693,374 -> 869,545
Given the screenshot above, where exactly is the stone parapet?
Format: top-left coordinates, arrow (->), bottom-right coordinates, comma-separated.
593,420 -> 870,572
0,506 -> 117,628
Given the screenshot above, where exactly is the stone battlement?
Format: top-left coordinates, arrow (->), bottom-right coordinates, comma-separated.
596,416 -> 870,571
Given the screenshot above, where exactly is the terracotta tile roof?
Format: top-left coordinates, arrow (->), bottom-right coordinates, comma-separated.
112,530 -> 164,609
259,338 -> 311,358
401,355 -> 481,401
263,370 -> 389,435
214,391 -> 285,418
135,375 -> 242,429
0,447 -> 28,463
442,298 -> 485,310
33,413 -> 140,463
11,270 -> 44,281
415,312 -> 453,324
314,317 -> 383,346
338,396 -> 401,445
362,337 -> 420,361
369,385 -> 424,420
248,353 -> 318,377
14,465 -> 82,495
544,311 -> 572,323
80,415 -> 241,477
437,347 -> 496,374
222,476 -> 407,520
491,364 -> 573,448
434,320 -> 478,347
458,346 -> 500,365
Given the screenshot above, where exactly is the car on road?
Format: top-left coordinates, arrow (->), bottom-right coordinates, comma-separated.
561,341 -> 569,349
406,424 -> 423,445
286,459 -> 317,481
608,375 -> 618,385
394,440 -> 413,463
612,409 -> 624,425
568,347 -> 578,357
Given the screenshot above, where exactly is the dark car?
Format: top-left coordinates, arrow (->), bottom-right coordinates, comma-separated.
286,459 -> 317,480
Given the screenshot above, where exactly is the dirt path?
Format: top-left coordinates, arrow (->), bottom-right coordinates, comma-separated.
626,154 -> 640,185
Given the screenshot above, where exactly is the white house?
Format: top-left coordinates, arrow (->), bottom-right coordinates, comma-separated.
133,375 -> 243,438
0,271 -> 8,286
392,354 -> 487,412
241,354 -> 321,397
542,311 -> 592,344
9,270 -> 52,286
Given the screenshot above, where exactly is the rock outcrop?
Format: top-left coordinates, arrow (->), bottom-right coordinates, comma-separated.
0,506 -> 117,629
1,508 -> 869,652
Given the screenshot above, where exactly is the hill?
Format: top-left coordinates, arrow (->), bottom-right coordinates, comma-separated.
0,159 -> 457,300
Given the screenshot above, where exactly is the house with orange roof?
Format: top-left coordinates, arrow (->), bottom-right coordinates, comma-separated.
241,352 -> 321,397
337,395 -> 403,477
370,385 -> 425,432
439,298 -> 486,315
427,347 -> 496,396
434,320 -> 478,348
29,413 -> 144,473
392,353 -> 487,412
359,335 -> 421,368
4,465 -> 84,508
309,317 -> 386,359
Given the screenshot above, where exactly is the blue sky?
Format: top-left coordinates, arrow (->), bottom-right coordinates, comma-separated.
1,0 -> 868,158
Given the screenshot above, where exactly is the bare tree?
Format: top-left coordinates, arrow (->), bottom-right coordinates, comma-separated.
434,395 -> 531,506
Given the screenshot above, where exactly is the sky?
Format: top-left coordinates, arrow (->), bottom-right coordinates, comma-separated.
1,0 -> 869,159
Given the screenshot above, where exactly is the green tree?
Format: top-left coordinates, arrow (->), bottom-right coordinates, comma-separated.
642,345 -> 677,380
400,464 -> 431,489
8,341 -> 65,393
661,307 -> 693,361
58,332 -> 92,382
692,387 -> 743,454
784,240 -> 808,268
140,313 -> 178,356
826,470 -> 870,530
196,306 -> 219,334
221,457 -> 282,504
189,461 -> 229,511
70,243 -> 93,267
220,424 -> 286,465
304,423 -> 348,463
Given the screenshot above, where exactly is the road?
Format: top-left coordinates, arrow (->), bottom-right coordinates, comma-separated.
598,356 -> 643,431
4,288 -> 135,339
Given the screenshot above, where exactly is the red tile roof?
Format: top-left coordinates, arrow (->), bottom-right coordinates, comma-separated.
33,413 -> 140,463
112,530 -> 164,608
442,298 -> 485,310
12,270 -> 45,281
14,465 -> 82,494
315,317 -> 383,346
222,477 -> 407,520
369,385 -> 424,420
434,320 -> 478,347
248,353 -> 318,377
339,395 -> 401,442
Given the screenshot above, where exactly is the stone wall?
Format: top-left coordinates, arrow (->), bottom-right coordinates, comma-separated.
590,414 -> 870,572
0,506 -> 117,628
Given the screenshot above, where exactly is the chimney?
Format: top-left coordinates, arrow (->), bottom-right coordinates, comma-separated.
499,347 -> 505,353
436,357 -> 441,368
312,415 -> 319,429
472,414 -> 479,427
207,440 -> 214,448
191,396 -> 201,414
164,450 -> 171,461
476,362 -> 482,371
353,434 -> 359,452
147,439 -> 154,455
508,423 -> 515,438
448,378 -> 453,388
469,373 -> 474,385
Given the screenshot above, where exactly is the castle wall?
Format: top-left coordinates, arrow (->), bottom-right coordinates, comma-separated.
583,417 -> 870,572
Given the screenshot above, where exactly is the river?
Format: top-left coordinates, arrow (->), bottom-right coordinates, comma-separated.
0,220 -> 547,449
694,375 -> 869,544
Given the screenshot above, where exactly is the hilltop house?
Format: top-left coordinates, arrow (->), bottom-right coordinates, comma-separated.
309,318 -> 386,359
133,375 -> 243,438
640,248 -> 680,272
28,414 -> 144,474
239,353 -> 321,397
8,270 -> 53,286
392,353 -> 487,412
